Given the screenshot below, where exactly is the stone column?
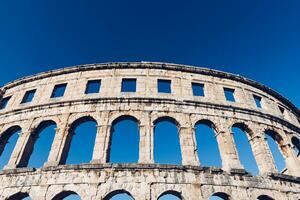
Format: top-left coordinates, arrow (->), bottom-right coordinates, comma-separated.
282,143 -> 300,177
179,126 -> 199,166
44,115 -> 70,167
215,121 -> 244,172
4,129 -> 32,169
138,112 -> 153,164
248,130 -> 277,174
91,124 -> 111,164
91,111 -> 112,163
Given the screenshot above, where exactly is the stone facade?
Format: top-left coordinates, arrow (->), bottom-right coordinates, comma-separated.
0,62 -> 299,200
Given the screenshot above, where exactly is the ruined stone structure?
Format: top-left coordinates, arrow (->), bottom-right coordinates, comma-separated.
0,62 -> 299,200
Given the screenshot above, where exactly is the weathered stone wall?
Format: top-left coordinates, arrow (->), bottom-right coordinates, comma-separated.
0,62 -> 299,200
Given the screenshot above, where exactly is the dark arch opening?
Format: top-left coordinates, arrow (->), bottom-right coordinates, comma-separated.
291,136 -> 300,157
6,192 -> 31,200
257,195 -> 274,200
108,115 -> 140,163
232,123 -> 259,175
195,120 -> 221,167
265,130 -> 286,173
62,116 -> 97,164
0,126 -> 21,169
19,120 -> 56,168
154,117 -> 182,165
209,192 -> 230,200
158,190 -> 182,200
52,191 -> 81,200
103,190 -> 134,200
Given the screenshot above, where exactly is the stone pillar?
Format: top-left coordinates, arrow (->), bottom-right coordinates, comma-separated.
138,112 -> 153,164
91,124 -> 111,164
4,129 -> 32,169
249,130 -> 277,174
179,126 -> 199,166
91,111 -> 112,163
44,115 -> 70,167
282,143 -> 300,177
215,121 -> 244,172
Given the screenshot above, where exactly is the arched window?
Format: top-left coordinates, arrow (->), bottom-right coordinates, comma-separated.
52,191 -> 81,200
265,130 -> 286,173
154,117 -> 182,165
232,123 -> 259,175
19,121 -> 56,168
103,190 -> 134,200
108,116 -> 139,163
195,120 -> 221,167
291,137 -> 300,157
0,126 -> 21,169
209,192 -> 230,200
63,117 -> 97,164
7,192 -> 31,200
158,191 -> 182,200
257,195 -> 274,200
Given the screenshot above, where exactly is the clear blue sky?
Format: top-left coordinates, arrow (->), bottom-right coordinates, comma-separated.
0,1 -> 299,200
0,0 -> 299,108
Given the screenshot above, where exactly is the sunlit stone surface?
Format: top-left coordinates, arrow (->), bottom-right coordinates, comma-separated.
0,62 -> 299,200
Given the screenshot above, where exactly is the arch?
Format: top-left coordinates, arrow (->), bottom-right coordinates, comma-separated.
62,116 -> 98,164
30,116 -> 60,131
158,190 -> 182,200
52,191 -> 81,200
19,120 -> 56,168
6,192 -> 31,200
232,123 -> 259,175
67,113 -> 100,128
231,122 -> 254,136
194,119 -> 222,167
209,192 -> 230,200
107,115 -> 140,163
291,136 -> 300,156
153,116 -> 180,127
0,126 -> 21,169
257,195 -> 274,200
153,116 -> 182,164
264,129 -> 286,173
103,190 -> 134,200
108,112 -> 142,126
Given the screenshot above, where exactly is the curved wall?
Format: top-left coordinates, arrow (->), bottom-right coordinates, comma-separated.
0,62 -> 299,200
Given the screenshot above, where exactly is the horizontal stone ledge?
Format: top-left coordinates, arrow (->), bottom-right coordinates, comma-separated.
1,97 -> 299,132
0,163 -> 299,184
0,167 -> 35,175
270,173 -> 300,184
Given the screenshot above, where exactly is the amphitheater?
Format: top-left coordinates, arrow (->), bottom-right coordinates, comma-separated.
0,62 -> 299,200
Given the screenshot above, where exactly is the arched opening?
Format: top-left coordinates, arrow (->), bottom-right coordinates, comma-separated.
265,130 -> 286,173
158,191 -> 182,200
195,120 -> 222,167
108,115 -> 139,163
52,191 -> 81,200
0,126 -> 21,169
154,117 -> 182,165
232,123 -> 259,175
6,192 -> 31,200
103,190 -> 134,200
63,116 -> 97,164
209,192 -> 230,200
257,195 -> 274,200
291,136 -> 300,157
19,121 -> 56,168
